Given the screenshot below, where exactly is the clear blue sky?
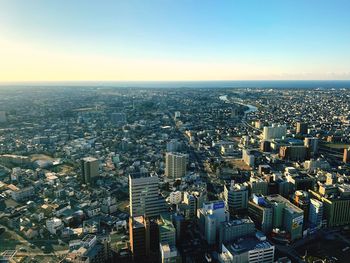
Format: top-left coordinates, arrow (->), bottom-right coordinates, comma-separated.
1,0 -> 350,81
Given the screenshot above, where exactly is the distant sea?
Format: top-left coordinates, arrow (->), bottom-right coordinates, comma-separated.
1,80 -> 350,89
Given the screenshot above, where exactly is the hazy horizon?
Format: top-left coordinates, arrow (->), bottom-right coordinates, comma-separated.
1,0 -> 350,82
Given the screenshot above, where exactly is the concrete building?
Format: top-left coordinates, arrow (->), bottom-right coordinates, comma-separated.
310,184 -> 350,227
304,137 -> 318,157
296,122 -> 308,135
279,145 -> 307,161
10,185 -> 34,202
248,195 -> 273,234
158,214 -> 176,247
198,200 -> 229,245
183,192 -> 196,218
309,198 -> 323,227
46,218 -> 63,234
168,191 -> 182,205
165,152 -> 187,180
218,236 -> 274,263
218,218 -> 255,248
160,243 -> 180,263
265,195 -> 304,241
224,181 -> 249,215
129,173 -> 166,218
129,216 -> 150,261
304,159 -> 330,172
262,124 -> 287,140
81,157 -> 99,185
248,177 -> 268,196
242,149 -> 255,167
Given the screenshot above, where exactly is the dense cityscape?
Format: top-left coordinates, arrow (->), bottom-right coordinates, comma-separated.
0,85 -> 349,263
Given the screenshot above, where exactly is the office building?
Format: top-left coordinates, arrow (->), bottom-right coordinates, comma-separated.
304,137 -> 318,157
158,214 -> 176,247
248,176 -> 268,196
165,152 -> 187,180
248,195 -> 273,234
218,236 -> 275,263
129,173 -> 166,218
279,145 -> 307,161
183,192 -> 196,218
296,122 -> 308,135
81,157 -> 99,185
265,195 -> 304,241
309,184 -> 350,227
218,218 -> 255,248
160,243 -> 180,263
129,216 -> 150,261
224,181 -> 249,215
168,191 -> 182,205
309,198 -> 323,227
262,124 -> 287,140
260,140 -> 271,152
292,191 -> 310,222
198,200 -> 229,245
242,149 -> 255,167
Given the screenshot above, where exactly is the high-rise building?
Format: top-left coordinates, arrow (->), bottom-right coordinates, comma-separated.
165,152 -> 187,180
292,191 -> 310,223
223,181 -> 248,216
296,122 -> 308,135
198,200 -> 229,245
304,137 -> 319,157
265,194 -> 304,241
279,145 -> 307,161
309,184 -> 350,227
183,192 -> 196,218
218,218 -> 255,248
158,214 -> 176,246
343,147 -> 350,163
81,157 -> 99,185
129,173 -> 166,218
242,149 -> 255,167
248,195 -> 273,234
129,216 -> 150,261
309,198 -> 323,227
262,124 -> 287,140
160,243 -> 180,263
248,176 -> 268,196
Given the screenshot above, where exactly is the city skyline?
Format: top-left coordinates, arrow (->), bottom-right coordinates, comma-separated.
1,0 -> 350,82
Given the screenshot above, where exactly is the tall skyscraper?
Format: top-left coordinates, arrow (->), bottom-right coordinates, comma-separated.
81,157 -> 99,185
129,173 -> 166,218
165,152 -> 187,180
